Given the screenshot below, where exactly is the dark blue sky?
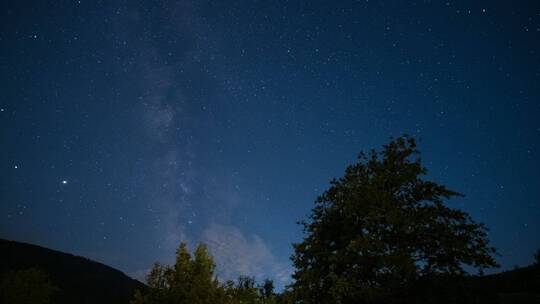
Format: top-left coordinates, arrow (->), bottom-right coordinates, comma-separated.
1,0 -> 539,288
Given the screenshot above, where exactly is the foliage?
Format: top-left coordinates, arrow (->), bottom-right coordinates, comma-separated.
222,276 -> 258,304
0,268 -> 58,304
132,243 -> 277,304
290,136 -> 498,303
260,279 -> 275,299
220,276 -> 278,304
132,243 -> 222,304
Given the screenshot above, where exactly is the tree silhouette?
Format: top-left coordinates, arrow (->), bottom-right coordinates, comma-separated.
290,136 -> 498,303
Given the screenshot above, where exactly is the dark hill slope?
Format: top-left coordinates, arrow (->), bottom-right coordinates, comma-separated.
0,238 -> 145,304
396,264 -> 540,304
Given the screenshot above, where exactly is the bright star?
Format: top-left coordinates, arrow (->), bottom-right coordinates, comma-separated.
62,180 -> 68,184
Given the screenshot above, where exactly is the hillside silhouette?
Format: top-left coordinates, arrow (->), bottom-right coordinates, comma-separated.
0,238 -> 145,304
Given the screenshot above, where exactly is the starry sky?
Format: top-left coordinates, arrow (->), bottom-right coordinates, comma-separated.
1,0 -> 539,289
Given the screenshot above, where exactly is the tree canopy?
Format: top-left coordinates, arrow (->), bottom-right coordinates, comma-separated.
290,136 -> 498,304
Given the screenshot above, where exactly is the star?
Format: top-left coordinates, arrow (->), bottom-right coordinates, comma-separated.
62,180 -> 68,185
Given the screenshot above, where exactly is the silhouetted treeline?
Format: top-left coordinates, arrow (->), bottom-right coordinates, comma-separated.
1,238 -> 538,304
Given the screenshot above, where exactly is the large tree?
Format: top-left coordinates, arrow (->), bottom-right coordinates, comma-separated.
290,136 -> 498,304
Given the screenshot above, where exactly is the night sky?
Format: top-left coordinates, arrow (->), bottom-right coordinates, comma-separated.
1,0 -> 539,289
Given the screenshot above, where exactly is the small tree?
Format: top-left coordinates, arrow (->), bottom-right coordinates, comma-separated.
290,136 -> 498,303
259,279 -> 277,304
188,244 -> 222,304
259,279 -> 275,298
